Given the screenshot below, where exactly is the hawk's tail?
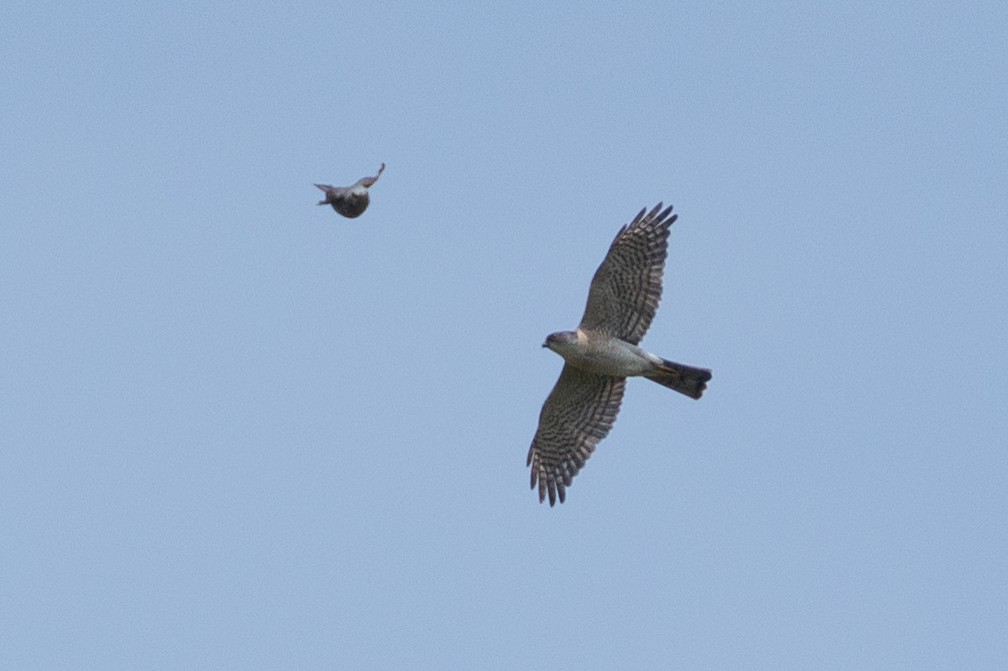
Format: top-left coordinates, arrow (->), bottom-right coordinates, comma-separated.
645,360 -> 712,400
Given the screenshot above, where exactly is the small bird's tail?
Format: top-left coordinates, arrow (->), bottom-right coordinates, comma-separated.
314,184 -> 332,206
645,360 -> 712,399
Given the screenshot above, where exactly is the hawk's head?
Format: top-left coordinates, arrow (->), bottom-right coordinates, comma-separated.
543,331 -> 577,351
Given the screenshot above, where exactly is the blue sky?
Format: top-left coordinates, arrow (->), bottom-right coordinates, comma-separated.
3,2 -> 1006,669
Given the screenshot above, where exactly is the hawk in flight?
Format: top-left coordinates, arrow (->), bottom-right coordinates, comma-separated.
314,163 -> 385,218
527,203 -> 711,506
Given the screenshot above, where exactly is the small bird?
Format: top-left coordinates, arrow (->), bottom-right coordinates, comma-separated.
527,203 -> 712,505
314,163 -> 385,218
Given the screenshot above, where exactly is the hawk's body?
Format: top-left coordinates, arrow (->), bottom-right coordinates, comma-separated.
315,163 -> 385,218
527,203 -> 711,506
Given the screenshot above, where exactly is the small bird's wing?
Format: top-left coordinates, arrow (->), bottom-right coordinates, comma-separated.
527,365 -> 626,505
353,163 -> 386,189
314,184 -> 335,192
578,203 -> 676,345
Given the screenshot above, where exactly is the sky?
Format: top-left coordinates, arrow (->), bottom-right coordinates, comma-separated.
2,2 -> 1007,669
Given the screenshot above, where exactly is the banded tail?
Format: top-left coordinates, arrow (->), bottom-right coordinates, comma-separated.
645,360 -> 712,399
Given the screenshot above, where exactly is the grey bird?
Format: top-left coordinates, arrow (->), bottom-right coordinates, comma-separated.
527,203 -> 712,505
314,163 -> 385,218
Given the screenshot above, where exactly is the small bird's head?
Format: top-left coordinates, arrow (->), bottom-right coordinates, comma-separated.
543,331 -> 577,352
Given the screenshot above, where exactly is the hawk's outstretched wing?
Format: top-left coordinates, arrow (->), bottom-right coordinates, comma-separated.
527,365 -> 626,506
578,203 -> 676,345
